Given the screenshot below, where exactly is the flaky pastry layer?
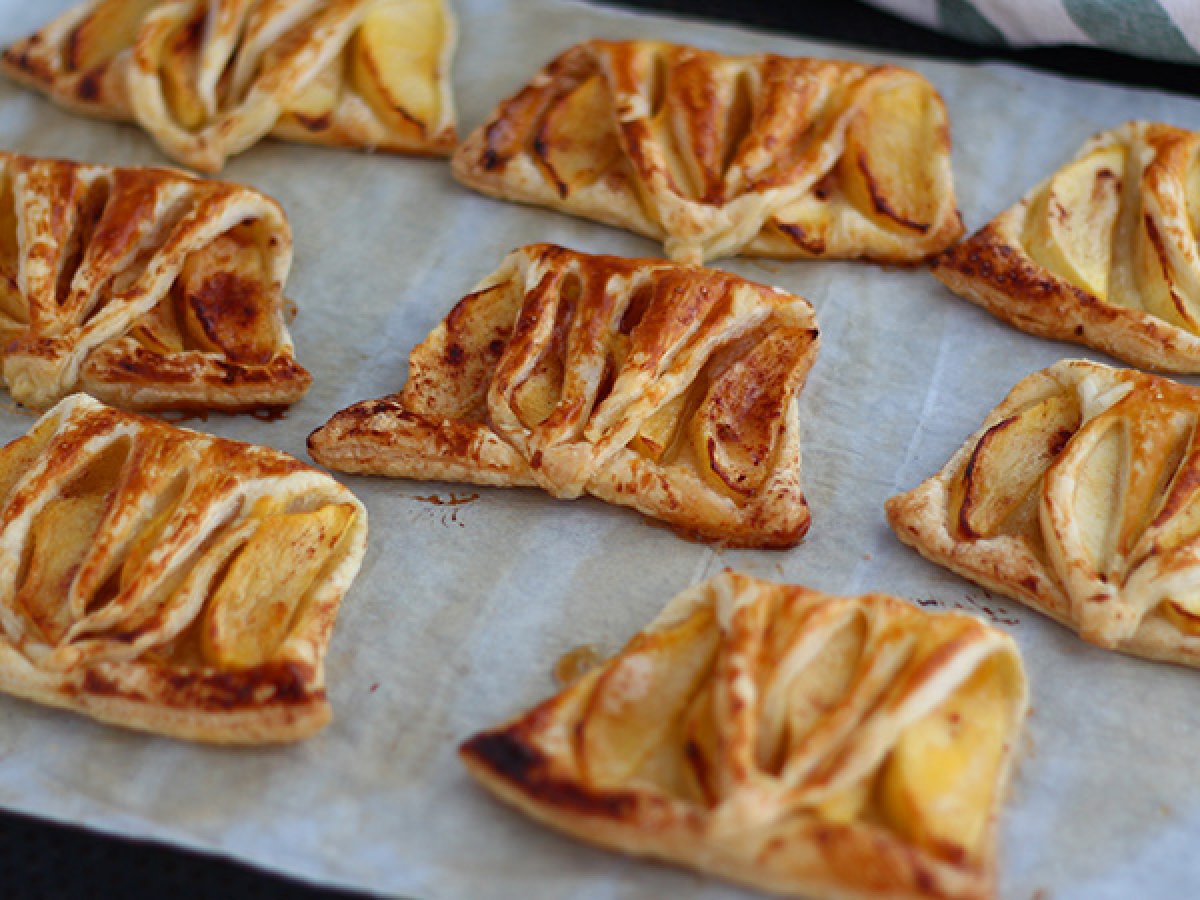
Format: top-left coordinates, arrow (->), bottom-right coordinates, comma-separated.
888,359 -> 1200,667
0,393 -> 367,742
309,243 -> 819,548
453,39 -> 962,264
462,571 -> 1027,900
934,122 -> 1200,373
0,150 -> 310,412
3,0 -> 457,172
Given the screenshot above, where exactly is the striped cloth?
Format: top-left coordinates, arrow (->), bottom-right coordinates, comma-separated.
866,0 -> 1200,63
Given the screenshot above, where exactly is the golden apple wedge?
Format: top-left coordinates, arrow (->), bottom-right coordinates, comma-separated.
1023,145 -> 1124,301
159,15 -> 208,130
202,503 -> 357,669
178,233 -> 278,364
65,0 -> 158,73
630,393 -> 687,462
957,393 -> 1080,538
692,326 -> 814,497
351,0 -> 446,132
1068,422 -> 1125,576
534,75 -> 621,197
1163,598 -> 1200,636
839,79 -> 939,232
285,56 -> 343,126
15,496 -> 107,642
511,357 -> 564,427
880,653 -> 1014,863
579,607 -> 718,787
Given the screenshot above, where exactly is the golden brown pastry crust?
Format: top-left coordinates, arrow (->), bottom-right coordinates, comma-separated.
887,359 -> 1200,667
452,40 -> 962,265
308,243 -> 818,548
0,150 -> 310,412
462,571 -> 1027,900
3,0 -> 457,172
0,393 -> 367,742
933,122 -> 1200,373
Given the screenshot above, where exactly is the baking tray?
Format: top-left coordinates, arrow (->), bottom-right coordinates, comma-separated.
0,1 -> 1196,898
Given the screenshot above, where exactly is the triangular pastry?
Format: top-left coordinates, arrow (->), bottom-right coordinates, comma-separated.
3,0 -> 457,172
888,359 -> 1200,667
452,40 -> 962,265
461,571 -> 1028,900
308,244 -> 819,548
0,150 -> 310,412
0,393 -> 366,742
934,122 -> 1200,373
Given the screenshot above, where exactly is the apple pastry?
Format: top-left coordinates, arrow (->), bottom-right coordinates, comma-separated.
452,40 -> 962,265
0,151 -> 310,412
0,393 -> 367,742
934,122 -> 1200,373
308,244 -> 819,548
3,0 -> 457,172
461,571 -> 1028,899
888,359 -> 1200,667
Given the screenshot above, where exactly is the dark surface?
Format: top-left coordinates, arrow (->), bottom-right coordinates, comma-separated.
2,2 -> 1193,898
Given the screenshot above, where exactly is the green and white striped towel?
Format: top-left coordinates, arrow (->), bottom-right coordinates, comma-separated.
867,0 -> 1200,63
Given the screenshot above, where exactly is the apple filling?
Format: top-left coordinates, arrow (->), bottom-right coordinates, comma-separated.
7,423 -> 357,672
129,225 -> 280,364
954,392 -> 1082,542
350,0 -> 448,135
879,651 -> 1018,864
1022,145 -> 1124,302
533,74 -> 623,197
64,0 -> 159,74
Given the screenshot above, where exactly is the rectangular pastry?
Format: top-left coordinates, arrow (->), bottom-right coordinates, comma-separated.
3,0 -> 457,172
933,122 -> 1200,373
0,151 -> 310,412
888,359 -> 1200,667
453,40 -> 962,264
308,243 -> 819,548
462,571 -> 1028,900
0,393 -> 366,742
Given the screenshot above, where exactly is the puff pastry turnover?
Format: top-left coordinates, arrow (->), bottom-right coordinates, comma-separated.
934,122 -> 1200,373
308,244 -> 818,548
462,571 -> 1027,900
0,151 -> 310,412
0,393 -> 366,742
3,0 -> 457,172
887,358 -> 1200,667
452,40 -> 962,265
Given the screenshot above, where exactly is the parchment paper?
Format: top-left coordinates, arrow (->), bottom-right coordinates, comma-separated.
0,2 -> 1196,898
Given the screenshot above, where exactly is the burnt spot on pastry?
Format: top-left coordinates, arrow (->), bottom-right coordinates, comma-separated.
462,729 -> 642,821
